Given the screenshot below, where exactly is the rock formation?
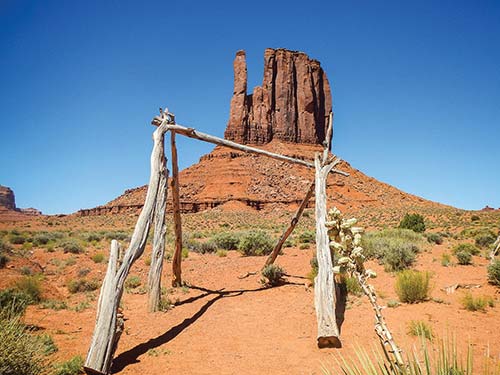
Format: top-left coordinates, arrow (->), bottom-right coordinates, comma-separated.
224,48 -> 332,145
0,185 -> 16,211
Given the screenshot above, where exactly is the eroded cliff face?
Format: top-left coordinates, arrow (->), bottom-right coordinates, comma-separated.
224,48 -> 332,145
0,186 -> 16,211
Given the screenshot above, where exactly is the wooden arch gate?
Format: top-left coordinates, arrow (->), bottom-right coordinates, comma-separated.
83,109 -> 348,375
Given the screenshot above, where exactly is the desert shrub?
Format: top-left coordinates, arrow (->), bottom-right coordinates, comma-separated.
399,213 -> 426,233
216,249 -> 228,257
344,276 -> 363,296
475,234 -> 496,248
33,233 -> 50,246
212,232 -> 240,250
22,242 -> 33,251
20,266 -> 33,276
299,243 -> 310,250
307,256 -> 319,286
0,289 -> 31,317
13,276 -> 42,303
40,300 -> 68,311
298,230 -> 315,244
425,232 -> 443,245
84,232 -> 103,242
125,275 -> 141,289
37,333 -> 58,355
362,229 -> 422,271
181,247 -> 189,259
199,241 -> 217,254
487,260 -> 500,286
0,237 -> 13,252
383,245 -> 417,272
77,268 -> 91,277
0,253 -> 8,268
104,231 -> 129,241
455,250 -> 472,265
407,320 -> 433,340
460,227 -> 495,240
261,264 -> 285,286
52,355 -> 84,375
91,252 -> 105,263
0,314 -> 48,375
67,279 -> 99,293
395,270 -> 430,303
60,240 -> 83,254
440,253 -> 451,267
461,292 -> 494,312
452,243 -> 480,256
9,234 -> 29,245
238,231 -> 274,256
471,214 -> 480,222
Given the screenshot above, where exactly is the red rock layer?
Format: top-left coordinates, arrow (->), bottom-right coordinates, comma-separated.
224,48 -> 332,145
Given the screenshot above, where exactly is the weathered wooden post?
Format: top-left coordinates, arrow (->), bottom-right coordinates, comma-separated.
170,131 -> 183,286
147,152 -> 168,312
84,113 -> 171,375
265,182 -> 315,267
314,152 -> 341,348
489,234 -> 500,264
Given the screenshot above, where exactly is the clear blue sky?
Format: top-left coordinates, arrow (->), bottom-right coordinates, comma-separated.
1,0 -> 499,214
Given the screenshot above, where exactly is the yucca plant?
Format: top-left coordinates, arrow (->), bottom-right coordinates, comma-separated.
325,336 -> 500,375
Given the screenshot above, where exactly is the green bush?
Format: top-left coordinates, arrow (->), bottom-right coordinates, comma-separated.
395,270 -> 430,303
84,232 -> 103,242
91,252 -> 105,263
0,253 -> 9,268
407,320 -> 433,340
452,243 -> 480,256
0,238 -> 13,252
60,240 -> 84,254
487,260 -> 500,286
125,275 -> 141,289
261,264 -> 285,286
461,292 -> 494,312
33,233 -> 50,246
475,234 -> 496,248
238,231 -> 274,256
13,276 -> 42,303
0,289 -> 31,317
441,253 -> 451,267
199,241 -> 217,254
399,213 -> 426,233
0,314 -> 48,375
344,276 -> 363,296
362,229 -> 423,271
425,233 -> 443,245
9,234 -> 29,245
212,232 -> 240,250
298,230 -> 315,244
471,214 -> 480,222
37,333 -> 58,355
455,250 -> 472,265
52,355 -> 84,375
67,279 -> 99,294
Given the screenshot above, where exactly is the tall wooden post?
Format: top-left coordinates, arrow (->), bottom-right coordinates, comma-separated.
314,153 -> 341,348
170,131 -> 183,287
84,121 -> 169,375
264,181 -> 315,267
147,154 -> 168,312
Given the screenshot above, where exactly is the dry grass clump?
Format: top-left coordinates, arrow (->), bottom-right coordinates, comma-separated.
395,270 -> 430,303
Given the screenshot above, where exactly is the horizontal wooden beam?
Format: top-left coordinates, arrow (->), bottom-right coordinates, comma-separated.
157,123 -> 348,176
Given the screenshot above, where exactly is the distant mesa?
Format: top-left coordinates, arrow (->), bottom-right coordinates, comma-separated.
225,48 -> 332,145
0,185 -> 42,216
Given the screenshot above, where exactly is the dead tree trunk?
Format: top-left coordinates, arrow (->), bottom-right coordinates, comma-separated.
170,131 -> 183,287
84,122 -> 169,375
147,153 -> 168,312
313,153 -> 341,348
264,182 -> 315,267
489,234 -> 500,264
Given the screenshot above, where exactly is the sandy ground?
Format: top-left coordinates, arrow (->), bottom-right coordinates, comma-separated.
11,243 -> 499,375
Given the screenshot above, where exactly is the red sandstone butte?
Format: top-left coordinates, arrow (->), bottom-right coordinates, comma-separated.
224,48 -> 332,145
